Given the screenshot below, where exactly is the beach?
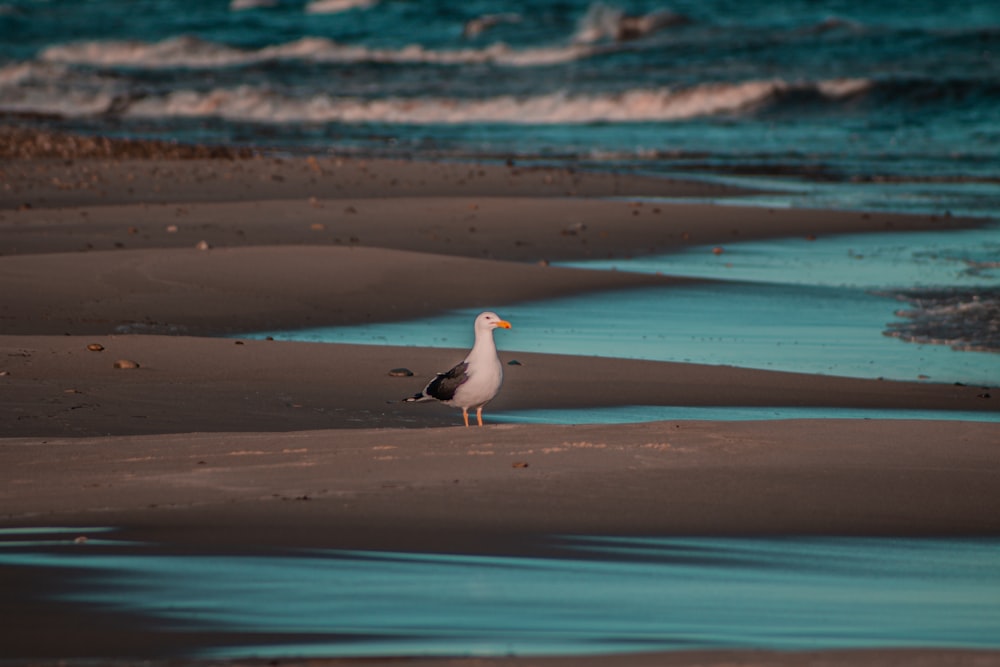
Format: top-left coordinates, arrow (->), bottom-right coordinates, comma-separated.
2,130 -> 999,666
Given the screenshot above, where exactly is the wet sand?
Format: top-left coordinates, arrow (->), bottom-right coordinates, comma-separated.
1,128 -> 998,666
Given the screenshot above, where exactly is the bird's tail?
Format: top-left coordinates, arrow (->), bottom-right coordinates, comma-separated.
403,392 -> 430,403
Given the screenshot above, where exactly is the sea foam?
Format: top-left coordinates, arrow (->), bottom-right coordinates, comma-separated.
37,35 -> 603,69
115,79 -> 870,124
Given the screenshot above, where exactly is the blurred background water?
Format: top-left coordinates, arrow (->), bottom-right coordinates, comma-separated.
2,0 -> 998,217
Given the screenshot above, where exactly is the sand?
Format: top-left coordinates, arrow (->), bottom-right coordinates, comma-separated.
1,128 -> 998,666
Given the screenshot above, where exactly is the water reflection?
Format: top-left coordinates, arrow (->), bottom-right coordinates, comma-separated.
2,530 -> 999,659
490,405 -> 1000,424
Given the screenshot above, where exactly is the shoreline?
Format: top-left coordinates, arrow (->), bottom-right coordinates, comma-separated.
1,128 -> 999,666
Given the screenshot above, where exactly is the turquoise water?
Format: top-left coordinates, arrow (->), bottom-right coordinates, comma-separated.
250,282 -> 999,386
562,223 -> 1000,290
490,405 -> 1000,425
249,225 -> 1000,387
3,529 -> 999,659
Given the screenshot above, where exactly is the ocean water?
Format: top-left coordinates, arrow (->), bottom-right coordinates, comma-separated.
3,528 -> 1000,659
2,0 -> 999,217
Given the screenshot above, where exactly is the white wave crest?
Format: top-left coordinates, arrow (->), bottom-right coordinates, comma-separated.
38,35 -> 602,69
40,36 -> 251,69
0,56 -> 872,123
817,78 -> 872,98
0,61 -> 123,116
305,0 -> 377,14
0,86 -> 116,117
120,79 -> 873,125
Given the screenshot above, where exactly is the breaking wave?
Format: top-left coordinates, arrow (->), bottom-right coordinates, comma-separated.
131,79 -> 870,124
37,35 -> 604,69
0,66 -> 872,124
0,62 -> 124,117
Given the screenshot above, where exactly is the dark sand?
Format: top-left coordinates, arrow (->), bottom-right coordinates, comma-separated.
1,128 -> 998,666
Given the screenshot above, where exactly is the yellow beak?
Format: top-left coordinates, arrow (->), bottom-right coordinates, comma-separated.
496,320 -> 512,329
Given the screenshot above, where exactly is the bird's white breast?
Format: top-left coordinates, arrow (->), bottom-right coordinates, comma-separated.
450,352 -> 503,409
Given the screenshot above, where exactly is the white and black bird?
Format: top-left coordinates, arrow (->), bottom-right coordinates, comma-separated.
404,311 -> 512,427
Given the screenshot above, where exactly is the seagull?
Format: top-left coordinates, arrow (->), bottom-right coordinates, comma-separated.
404,311 -> 512,427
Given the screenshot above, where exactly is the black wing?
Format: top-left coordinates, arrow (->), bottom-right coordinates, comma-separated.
424,361 -> 469,401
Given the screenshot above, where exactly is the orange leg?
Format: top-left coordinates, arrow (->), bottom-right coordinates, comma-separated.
462,409 -> 470,427
476,406 -> 484,427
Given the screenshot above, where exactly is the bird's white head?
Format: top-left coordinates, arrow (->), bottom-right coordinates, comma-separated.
476,311 -> 512,332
